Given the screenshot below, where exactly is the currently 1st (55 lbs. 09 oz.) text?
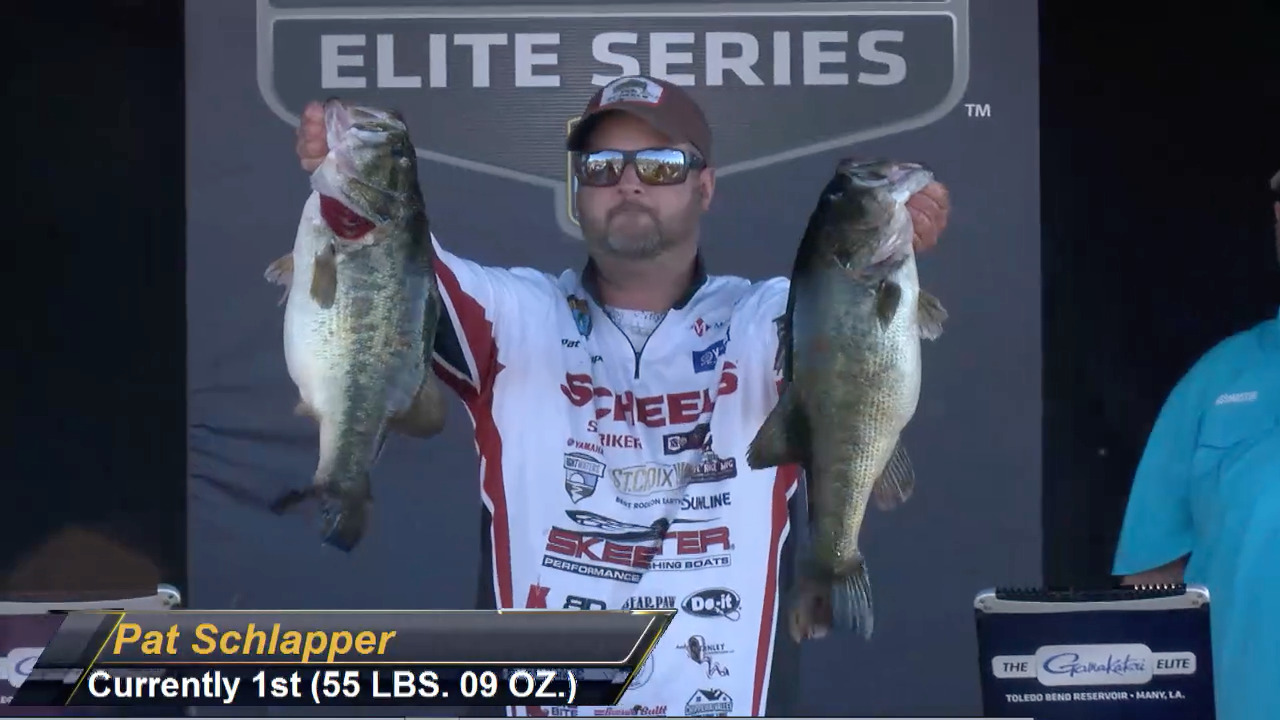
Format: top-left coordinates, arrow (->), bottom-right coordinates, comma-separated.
250,668 -> 576,705
81,667 -> 577,706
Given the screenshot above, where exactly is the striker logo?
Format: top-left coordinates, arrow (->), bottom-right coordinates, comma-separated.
257,0 -> 970,237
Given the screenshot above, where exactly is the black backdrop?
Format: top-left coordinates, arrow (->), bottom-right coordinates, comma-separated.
6,1 -> 1278,598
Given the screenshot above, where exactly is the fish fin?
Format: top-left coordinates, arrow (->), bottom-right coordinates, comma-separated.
389,374 -> 448,439
293,399 -> 319,420
874,280 -> 902,330
264,253 -> 294,306
309,245 -> 338,309
371,430 -> 391,465
746,388 -> 808,470
916,289 -> 948,340
772,314 -> 791,378
802,465 -> 817,524
871,441 -> 916,511
787,560 -> 874,642
269,472 -> 372,553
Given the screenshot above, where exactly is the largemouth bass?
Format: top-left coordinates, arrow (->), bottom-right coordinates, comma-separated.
263,99 -> 446,552
746,159 -> 948,642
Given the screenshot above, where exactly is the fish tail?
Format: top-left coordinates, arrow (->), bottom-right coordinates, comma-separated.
788,557 -> 874,643
316,470 -> 372,552
268,470 -> 372,553
831,559 -> 874,640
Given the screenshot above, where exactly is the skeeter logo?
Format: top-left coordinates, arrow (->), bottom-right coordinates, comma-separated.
1034,644 -> 1154,687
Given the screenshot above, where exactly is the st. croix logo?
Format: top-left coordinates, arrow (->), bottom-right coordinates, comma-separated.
256,0 -> 970,238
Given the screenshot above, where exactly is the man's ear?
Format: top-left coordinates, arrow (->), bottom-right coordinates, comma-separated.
699,167 -> 716,212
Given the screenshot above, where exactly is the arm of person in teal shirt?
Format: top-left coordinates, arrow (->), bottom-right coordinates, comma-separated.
1113,368 -> 1205,585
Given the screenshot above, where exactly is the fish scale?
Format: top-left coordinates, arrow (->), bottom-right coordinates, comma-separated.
747,159 -> 947,643
801,256 -> 923,572
310,231 -> 429,481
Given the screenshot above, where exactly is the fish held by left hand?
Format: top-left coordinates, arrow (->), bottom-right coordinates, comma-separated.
263,99 -> 447,552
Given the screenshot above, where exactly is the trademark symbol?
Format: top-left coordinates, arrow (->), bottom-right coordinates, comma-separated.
965,103 -> 992,118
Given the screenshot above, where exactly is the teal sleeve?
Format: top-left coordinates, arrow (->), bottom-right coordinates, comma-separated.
1112,370 -> 1202,576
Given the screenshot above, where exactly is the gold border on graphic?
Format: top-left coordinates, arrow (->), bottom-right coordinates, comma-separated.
70,609 -> 674,666
66,611 -> 127,705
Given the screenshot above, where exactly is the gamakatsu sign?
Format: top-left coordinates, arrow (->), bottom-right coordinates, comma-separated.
257,0 -> 970,237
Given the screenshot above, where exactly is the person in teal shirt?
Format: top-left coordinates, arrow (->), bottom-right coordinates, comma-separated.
1113,169 -> 1280,720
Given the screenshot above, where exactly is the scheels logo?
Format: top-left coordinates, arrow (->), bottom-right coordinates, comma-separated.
257,0 -> 969,237
560,363 -> 739,427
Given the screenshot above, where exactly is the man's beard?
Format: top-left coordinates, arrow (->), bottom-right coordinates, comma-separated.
582,195 -> 700,260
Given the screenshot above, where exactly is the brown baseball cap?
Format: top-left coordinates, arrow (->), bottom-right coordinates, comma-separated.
566,75 -> 713,164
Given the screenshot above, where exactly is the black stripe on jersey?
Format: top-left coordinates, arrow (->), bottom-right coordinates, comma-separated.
432,310 -> 472,385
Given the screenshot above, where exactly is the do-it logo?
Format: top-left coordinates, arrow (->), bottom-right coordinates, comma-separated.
255,0 -> 970,238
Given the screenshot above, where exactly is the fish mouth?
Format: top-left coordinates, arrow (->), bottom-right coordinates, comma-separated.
315,99 -> 415,224
323,98 -> 408,143
834,159 -> 935,202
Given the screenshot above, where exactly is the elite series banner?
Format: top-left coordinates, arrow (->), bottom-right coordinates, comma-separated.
186,0 -> 1040,715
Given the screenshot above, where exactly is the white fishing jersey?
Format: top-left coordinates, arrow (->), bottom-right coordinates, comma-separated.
429,236 -> 804,718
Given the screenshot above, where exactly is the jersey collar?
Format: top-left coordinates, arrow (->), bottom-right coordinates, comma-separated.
580,254 -> 709,311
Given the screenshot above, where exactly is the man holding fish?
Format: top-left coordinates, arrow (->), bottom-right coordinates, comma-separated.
274,75 -> 951,716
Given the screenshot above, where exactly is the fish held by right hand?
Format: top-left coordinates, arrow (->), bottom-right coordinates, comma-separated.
747,159 -> 948,643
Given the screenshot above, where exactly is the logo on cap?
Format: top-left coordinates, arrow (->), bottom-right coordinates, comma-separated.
599,76 -> 664,106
